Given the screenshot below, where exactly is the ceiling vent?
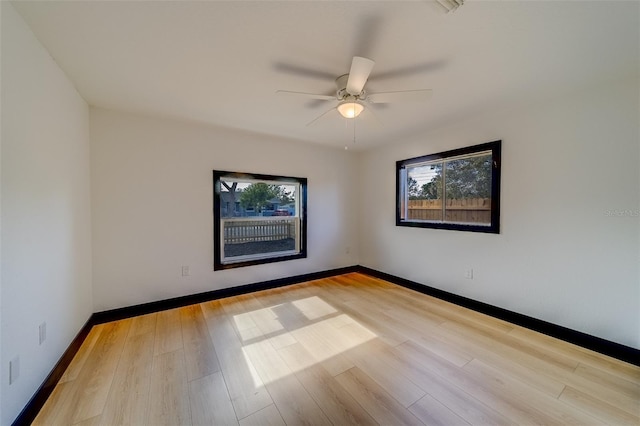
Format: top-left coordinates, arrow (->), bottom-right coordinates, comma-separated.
436,0 -> 464,13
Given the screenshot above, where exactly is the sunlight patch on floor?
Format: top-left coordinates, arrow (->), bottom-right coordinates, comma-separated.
291,296 -> 338,320
239,301 -> 377,387
234,305 -> 287,342
232,311 -> 258,332
242,346 -> 269,390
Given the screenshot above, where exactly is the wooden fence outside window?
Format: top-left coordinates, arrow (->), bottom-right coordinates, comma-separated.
408,198 -> 491,224
223,218 -> 297,244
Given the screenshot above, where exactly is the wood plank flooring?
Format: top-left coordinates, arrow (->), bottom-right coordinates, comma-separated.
33,273 -> 640,425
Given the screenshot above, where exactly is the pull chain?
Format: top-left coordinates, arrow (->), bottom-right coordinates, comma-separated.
346,116 -> 356,150
353,116 -> 356,146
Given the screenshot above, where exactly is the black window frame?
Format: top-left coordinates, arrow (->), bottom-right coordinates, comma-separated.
213,170 -> 307,270
396,140 -> 501,234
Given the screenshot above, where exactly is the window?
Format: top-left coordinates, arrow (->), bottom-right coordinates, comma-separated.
213,170 -> 307,270
396,140 -> 501,233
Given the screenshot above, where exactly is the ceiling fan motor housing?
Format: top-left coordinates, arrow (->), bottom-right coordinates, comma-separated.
335,74 -> 365,100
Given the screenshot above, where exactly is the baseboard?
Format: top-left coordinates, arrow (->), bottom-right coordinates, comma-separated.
91,265 -> 359,324
357,266 -> 640,367
14,263 -> 639,425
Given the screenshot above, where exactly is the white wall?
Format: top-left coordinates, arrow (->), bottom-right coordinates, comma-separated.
0,3 -> 93,424
359,75 -> 640,349
90,108 -> 358,311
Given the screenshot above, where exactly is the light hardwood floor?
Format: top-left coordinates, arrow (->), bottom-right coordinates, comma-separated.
34,273 -> 640,425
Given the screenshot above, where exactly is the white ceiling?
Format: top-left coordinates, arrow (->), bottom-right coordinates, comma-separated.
11,0 -> 639,150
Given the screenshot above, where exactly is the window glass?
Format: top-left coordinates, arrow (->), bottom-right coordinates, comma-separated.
397,141 -> 501,233
214,172 -> 307,270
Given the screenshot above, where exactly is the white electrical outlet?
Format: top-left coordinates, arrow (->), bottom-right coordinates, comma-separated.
181,265 -> 190,277
38,322 -> 47,345
39,322 -> 47,345
345,246 -> 351,254
464,269 -> 474,279
9,357 -> 20,385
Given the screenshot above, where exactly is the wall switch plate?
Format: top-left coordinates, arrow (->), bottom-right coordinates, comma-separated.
9,357 -> 20,385
39,322 -> 47,345
465,269 -> 474,279
181,266 -> 190,277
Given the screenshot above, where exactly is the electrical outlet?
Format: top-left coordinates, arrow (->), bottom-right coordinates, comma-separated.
345,246 -> 351,255
464,269 -> 474,279
39,322 -> 47,345
9,357 -> 20,385
181,265 -> 190,277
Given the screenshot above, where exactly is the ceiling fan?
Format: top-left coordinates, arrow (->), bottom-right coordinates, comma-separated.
277,56 -> 433,126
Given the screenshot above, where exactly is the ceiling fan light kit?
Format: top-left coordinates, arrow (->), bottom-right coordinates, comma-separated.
337,99 -> 365,118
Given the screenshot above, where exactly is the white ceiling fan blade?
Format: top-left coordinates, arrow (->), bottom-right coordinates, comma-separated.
305,107 -> 337,127
367,89 -> 433,103
346,56 -> 375,95
276,90 -> 335,101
